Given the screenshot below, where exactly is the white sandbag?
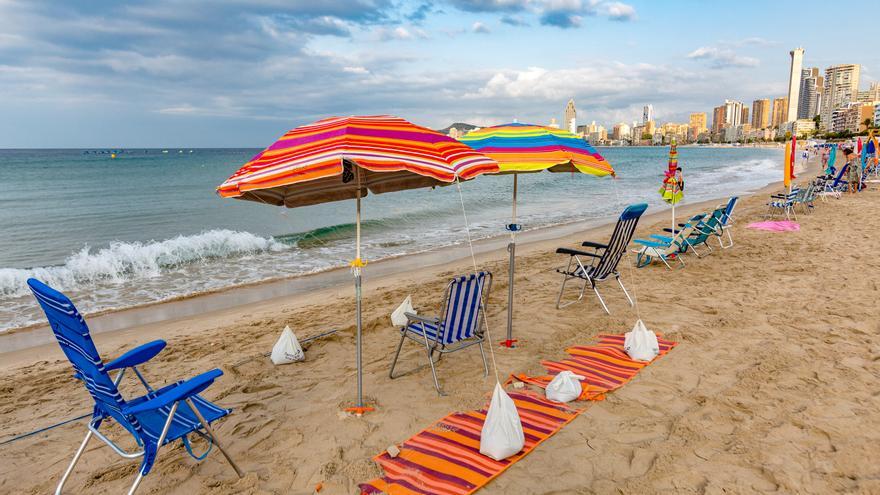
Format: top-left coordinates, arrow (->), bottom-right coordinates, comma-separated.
270,325 -> 305,365
479,383 -> 525,461
391,295 -> 416,327
623,319 -> 659,362
545,370 -> 585,403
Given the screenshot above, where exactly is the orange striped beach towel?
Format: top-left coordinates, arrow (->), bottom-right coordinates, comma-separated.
514,333 -> 677,400
359,391 -> 580,495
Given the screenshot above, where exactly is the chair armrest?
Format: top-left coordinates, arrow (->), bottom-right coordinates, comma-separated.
580,241 -> 608,250
104,340 -> 167,371
405,313 -> 441,325
556,247 -> 601,258
124,369 -> 223,415
633,239 -> 665,248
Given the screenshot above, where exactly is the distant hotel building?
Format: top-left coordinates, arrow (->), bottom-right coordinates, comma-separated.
688,112 -> 707,140
564,99 -> 577,134
643,104 -> 654,124
820,64 -> 861,130
772,97 -> 788,128
786,48 -> 804,123
798,67 -> 822,119
752,98 -> 770,129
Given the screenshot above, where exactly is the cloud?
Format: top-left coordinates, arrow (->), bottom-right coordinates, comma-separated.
472,21 -> 491,33
687,46 -> 760,69
601,1 -> 636,21
374,25 -> 429,41
448,0 -> 528,12
500,15 -> 528,26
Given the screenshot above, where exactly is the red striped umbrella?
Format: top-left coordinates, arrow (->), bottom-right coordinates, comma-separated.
218,115 -> 498,413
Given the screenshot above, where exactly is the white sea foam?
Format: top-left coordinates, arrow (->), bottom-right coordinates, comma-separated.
0,230 -> 287,298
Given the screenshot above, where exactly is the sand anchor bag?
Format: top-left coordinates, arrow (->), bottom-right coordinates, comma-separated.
545,370 -> 585,403
479,383 -> 525,461
623,319 -> 659,362
391,295 -> 416,327
271,325 -> 305,365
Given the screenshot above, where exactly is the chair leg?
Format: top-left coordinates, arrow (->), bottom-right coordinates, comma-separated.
592,283 -> 610,315
184,398 -> 244,479
617,276 -> 634,307
556,274 -> 587,309
128,401 -> 179,495
423,344 -> 443,396
388,333 -> 406,379
55,430 -> 93,495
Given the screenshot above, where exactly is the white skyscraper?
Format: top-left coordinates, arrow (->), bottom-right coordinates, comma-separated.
563,99 -> 577,134
643,104 -> 654,123
786,48 -> 804,123
820,64 -> 862,130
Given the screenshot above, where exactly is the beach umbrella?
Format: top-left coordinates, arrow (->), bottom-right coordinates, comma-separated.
783,140 -> 793,190
826,145 -> 837,175
659,138 -> 684,234
460,123 -> 614,346
218,115 -> 498,413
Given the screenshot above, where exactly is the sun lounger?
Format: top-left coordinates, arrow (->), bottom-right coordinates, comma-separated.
766,188 -> 800,219
817,165 -> 848,200
389,271 -> 492,395
716,196 -> 738,248
26,278 -> 243,495
632,213 -> 706,269
554,203 -> 647,313
660,207 -> 725,258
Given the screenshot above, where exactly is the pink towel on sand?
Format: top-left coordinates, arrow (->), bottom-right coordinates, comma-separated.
746,220 -> 800,232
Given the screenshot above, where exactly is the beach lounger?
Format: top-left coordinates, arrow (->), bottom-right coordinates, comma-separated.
660,207 -> 725,258
26,278 -> 243,495
817,165 -> 848,200
716,196 -> 738,248
554,203 -> 647,313
766,188 -> 800,219
632,213 -> 706,269
389,271 -> 492,395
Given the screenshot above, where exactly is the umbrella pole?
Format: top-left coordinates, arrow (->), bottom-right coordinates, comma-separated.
503,174 -> 517,348
348,165 -> 373,416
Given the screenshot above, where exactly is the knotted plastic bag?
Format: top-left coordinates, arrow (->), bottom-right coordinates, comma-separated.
270,326 -> 305,365
623,319 -> 659,362
479,383 -> 525,461
390,295 -> 416,327
545,370 -> 585,403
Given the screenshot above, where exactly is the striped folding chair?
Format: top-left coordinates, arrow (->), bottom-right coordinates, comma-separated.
27,279 -> 243,495
389,271 -> 492,395
555,203 -> 647,313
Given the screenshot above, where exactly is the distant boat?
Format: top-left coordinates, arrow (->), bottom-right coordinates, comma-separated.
162,150 -> 169,154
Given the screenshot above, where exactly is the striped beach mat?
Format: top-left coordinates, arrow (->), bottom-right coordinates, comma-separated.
515,333 -> 678,400
359,391 -> 580,495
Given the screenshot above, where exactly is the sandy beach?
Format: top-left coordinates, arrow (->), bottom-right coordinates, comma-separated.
2,162 -> 880,494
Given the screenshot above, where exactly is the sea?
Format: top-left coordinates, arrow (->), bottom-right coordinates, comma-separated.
0,146 -> 783,332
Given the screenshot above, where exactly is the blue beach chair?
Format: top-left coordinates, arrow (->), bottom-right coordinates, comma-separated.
554,203 -> 648,313
818,165 -> 848,200
716,196 -> 738,248
389,271 -> 492,395
766,188 -> 800,219
660,207 -> 726,259
27,279 -> 243,495
632,213 -> 707,269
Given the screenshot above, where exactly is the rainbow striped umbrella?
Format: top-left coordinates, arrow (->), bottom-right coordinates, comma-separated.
219,115 -> 498,413
460,123 -> 614,345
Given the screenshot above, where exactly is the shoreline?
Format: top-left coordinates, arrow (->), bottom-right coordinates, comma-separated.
0,166 -> 792,357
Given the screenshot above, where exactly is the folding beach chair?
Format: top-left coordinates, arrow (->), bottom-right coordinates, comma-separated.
632,213 -> 706,269
553,203 -> 648,313
27,279 -> 243,495
766,188 -> 800,219
389,271 -> 492,395
817,165 -> 848,200
660,207 -> 726,259
716,196 -> 738,248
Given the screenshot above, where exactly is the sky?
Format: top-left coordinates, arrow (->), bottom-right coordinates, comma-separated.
0,0 -> 877,148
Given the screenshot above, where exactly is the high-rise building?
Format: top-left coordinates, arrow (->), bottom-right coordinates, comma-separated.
612,122 -> 631,141
786,48 -> 804,123
857,82 -> 880,104
642,104 -> 654,124
772,97 -> 788,128
752,98 -> 770,128
820,64 -> 861,130
798,68 -> 821,119
689,112 -> 707,134
712,105 -> 726,133
741,106 -> 749,126
723,100 -> 743,127
563,99 -> 577,134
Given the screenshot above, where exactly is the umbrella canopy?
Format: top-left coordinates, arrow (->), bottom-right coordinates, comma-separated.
459,123 -> 615,176
218,115 -> 498,413
219,115 -> 497,206
460,123 -> 614,346
659,139 -> 684,234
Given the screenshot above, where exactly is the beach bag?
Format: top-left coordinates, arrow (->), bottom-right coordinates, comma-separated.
479,383 -> 525,461
391,295 -> 415,327
623,319 -> 659,362
545,370 -> 585,403
270,326 -> 305,365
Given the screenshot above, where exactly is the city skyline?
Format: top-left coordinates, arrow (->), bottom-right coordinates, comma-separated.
1,1 -> 879,147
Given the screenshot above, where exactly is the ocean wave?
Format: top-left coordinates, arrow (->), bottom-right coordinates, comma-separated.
0,230 -> 288,298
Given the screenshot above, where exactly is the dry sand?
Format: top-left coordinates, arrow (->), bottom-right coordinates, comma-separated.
2,168 -> 880,494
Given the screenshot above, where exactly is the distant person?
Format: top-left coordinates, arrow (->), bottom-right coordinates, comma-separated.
843,148 -> 859,194
821,147 -> 829,169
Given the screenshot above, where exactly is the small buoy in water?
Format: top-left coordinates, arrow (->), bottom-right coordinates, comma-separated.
110,153 -> 116,159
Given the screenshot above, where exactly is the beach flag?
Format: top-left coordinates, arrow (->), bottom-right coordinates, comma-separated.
783,141 -> 793,188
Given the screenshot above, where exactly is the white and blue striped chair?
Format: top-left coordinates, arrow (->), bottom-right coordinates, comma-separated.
27,278 -> 243,495
389,271 -> 492,395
